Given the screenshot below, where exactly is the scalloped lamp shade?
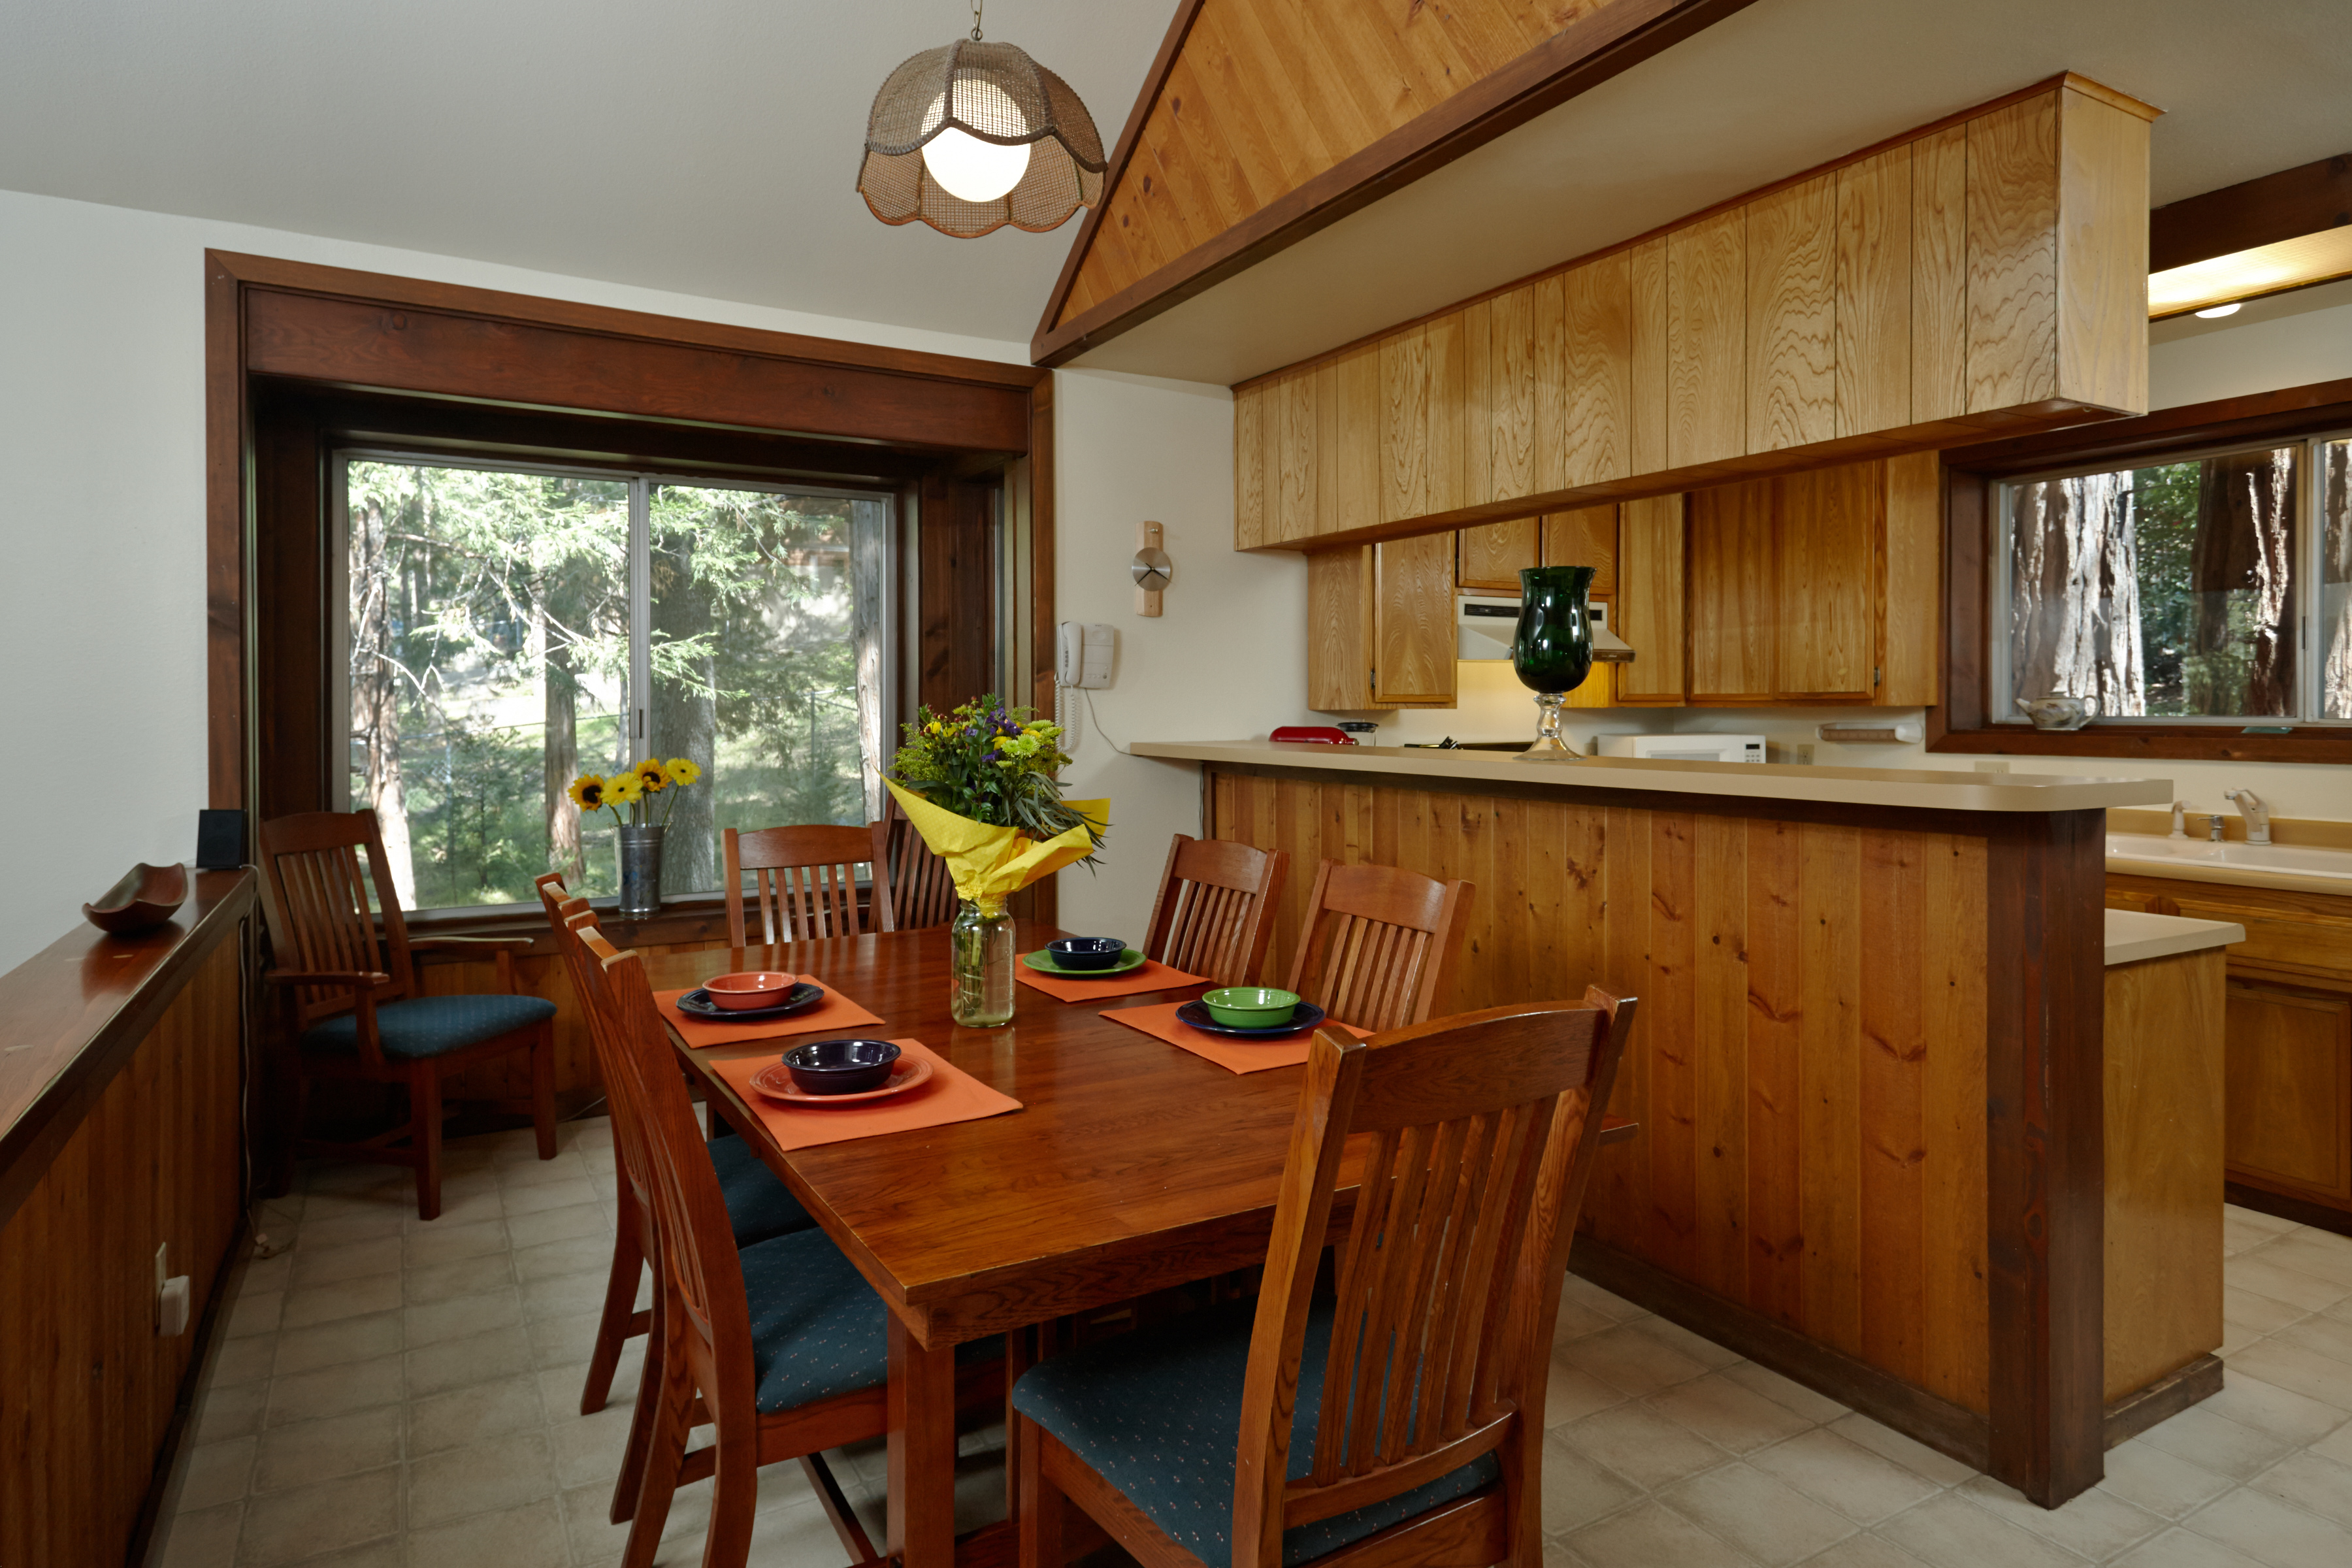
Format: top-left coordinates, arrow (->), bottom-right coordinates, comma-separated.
859,39 -> 1105,238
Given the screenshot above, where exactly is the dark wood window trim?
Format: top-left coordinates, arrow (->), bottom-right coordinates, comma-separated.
207,250 -> 1060,924
1930,375 -> 2352,765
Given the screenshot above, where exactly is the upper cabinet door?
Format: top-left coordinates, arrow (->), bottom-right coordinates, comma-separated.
1614,495 -> 1686,705
1458,518 -> 1539,593
1775,463 -> 1882,699
1687,480 -> 1778,703
1371,534 -> 1459,707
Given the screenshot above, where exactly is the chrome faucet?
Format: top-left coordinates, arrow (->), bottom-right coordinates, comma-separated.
2225,788 -> 2272,845
2208,813 -> 2228,843
2170,800 -> 2189,838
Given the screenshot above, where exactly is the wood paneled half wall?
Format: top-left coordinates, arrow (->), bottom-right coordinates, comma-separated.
1232,74 -> 2157,553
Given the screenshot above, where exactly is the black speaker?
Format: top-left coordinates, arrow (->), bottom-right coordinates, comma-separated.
196,809 -> 248,870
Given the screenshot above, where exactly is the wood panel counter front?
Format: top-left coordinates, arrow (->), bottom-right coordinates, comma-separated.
1130,742 -> 2176,1507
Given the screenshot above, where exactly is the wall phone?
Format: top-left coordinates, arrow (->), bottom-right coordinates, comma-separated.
1056,622 -> 1115,751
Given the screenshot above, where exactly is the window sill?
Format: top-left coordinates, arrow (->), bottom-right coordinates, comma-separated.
402,895 -> 743,960
1928,723 -> 2352,766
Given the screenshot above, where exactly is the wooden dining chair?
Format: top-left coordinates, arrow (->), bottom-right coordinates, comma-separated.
529,877 -> 815,1435
1012,991 -> 1638,1568
723,823 -> 896,947
877,791 -> 959,930
1284,861 -> 1475,1034
578,928 -> 1003,1568
255,809 -> 557,1219
1141,835 -> 1289,985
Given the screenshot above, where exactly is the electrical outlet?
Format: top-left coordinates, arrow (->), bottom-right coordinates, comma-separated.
1795,743 -> 1816,766
1974,760 -> 2011,774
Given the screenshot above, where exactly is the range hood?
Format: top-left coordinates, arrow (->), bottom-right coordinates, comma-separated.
1457,594 -> 1634,664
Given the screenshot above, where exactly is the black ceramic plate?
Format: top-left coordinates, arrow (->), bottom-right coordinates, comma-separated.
675,982 -> 824,1022
1175,1000 -> 1329,1039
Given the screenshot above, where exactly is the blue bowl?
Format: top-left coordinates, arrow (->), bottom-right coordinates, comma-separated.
781,1037 -> 901,1095
1048,936 -> 1128,972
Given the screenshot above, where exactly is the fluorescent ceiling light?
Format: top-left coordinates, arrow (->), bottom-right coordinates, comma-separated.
2149,227 -> 2352,318
2193,301 -> 2243,318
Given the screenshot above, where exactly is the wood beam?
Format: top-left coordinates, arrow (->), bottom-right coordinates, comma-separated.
2149,152 -> 2352,273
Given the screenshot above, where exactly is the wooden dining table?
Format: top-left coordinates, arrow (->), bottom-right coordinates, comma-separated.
646,921 -> 1631,1568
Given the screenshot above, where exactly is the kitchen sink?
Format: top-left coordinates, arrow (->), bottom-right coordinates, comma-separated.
2107,832 -> 2352,885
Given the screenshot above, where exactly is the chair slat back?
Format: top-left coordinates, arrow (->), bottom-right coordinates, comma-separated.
256,810 -> 416,1022
1282,862 -> 1473,1034
879,794 -> 958,930
1231,994 -> 1637,1568
1142,836 -> 1289,986
578,931 -> 753,1382
534,874 -> 652,1211
723,824 -> 895,947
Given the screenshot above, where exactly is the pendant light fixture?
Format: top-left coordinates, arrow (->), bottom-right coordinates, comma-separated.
858,2 -> 1105,238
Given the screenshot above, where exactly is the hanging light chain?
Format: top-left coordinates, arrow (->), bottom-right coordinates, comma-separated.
970,1 -> 983,41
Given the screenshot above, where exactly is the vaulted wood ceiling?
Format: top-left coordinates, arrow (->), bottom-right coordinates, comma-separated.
1032,0 -> 1759,366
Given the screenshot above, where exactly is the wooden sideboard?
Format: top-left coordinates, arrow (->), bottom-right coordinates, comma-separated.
2108,873 -> 2352,1234
0,870 -> 255,1568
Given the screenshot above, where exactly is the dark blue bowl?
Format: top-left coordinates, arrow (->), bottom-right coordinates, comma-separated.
1048,936 -> 1128,972
781,1037 -> 901,1095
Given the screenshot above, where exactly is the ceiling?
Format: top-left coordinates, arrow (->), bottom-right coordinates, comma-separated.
1072,0 -> 2352,385
5,2 -> 2347,384
0,0 -> 1164,346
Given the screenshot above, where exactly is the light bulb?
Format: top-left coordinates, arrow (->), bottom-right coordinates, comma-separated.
2193,301 -> 2243,319
921,82 -> 1031,204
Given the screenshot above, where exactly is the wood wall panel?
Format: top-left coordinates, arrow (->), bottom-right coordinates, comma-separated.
1837,144 -> 1914,436
1230,78 -> 2154,557
1207,768 -> 1992,1413
1669,207 -> 1749,468
1746,174 -> 1838,454
1965,93 -> 2061,412
0,938 -> 246,1568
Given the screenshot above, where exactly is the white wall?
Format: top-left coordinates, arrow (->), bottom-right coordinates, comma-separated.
0,187 -> 1226,977
1048,370 -> 1307,934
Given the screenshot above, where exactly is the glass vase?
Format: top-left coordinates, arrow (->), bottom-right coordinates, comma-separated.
1511,564 -> 1597,758
950,896 -> 1015,1027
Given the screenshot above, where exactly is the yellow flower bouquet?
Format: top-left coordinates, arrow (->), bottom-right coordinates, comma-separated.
886,697 -> 1106,1025
567,758 -> 704,915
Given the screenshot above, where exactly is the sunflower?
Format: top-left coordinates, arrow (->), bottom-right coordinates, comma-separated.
665,758 -> 702,787
566,774 -> 606,811
633,757 -> 670,792
607,772 -> 644,806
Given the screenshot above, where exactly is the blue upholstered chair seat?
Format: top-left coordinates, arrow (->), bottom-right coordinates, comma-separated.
739,1228 -> 994,1414
301,994 -> 557,1060
708,1134 -> 816,1248
1011,1299 -> 1500,1568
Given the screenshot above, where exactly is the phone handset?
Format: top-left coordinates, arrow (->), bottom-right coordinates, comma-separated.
1056,623 -> 1115,754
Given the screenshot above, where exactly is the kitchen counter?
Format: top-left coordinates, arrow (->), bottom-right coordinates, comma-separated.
1155,737 -> 2202,1505
2104,908 -> 2244,966
1131,740 -> 2169,813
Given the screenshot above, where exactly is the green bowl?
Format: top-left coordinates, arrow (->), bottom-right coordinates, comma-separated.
1201,986 -> 1301,1028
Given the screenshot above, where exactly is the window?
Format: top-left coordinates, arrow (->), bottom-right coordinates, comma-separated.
1993,433 -> 2352,724
338,454 -> 895,911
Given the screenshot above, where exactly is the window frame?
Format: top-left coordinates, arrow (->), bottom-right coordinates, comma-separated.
1931,374 -> 2352,764
1985,431 -> 2348,730
332,446 -> 900,909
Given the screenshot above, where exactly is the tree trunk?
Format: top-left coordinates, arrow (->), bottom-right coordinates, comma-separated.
2008,472 -> 2146,717
350,493 -> 417,906
649,530 -> 719,896
2193,451 -> 2298,715
542,617 -> 580,881
2325,442 -> 2352,719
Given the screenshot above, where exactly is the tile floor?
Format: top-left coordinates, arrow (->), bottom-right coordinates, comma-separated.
154,1122 -> 2352,1568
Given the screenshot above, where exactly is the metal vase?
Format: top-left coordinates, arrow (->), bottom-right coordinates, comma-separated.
617,825 -> 666,918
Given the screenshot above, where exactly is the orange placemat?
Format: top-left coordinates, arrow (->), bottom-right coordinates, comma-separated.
1015,955 -> 1208,1004
708,1039 -> 1021,1151
1099,1002 -> 1371,1075
655,976 -> 885,1051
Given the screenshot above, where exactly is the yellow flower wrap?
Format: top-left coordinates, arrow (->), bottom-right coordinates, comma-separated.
884,780 -> 1106,917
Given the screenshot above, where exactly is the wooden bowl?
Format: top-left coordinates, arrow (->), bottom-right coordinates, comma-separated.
82,863 -> 189,936
704,971 -> 798,1011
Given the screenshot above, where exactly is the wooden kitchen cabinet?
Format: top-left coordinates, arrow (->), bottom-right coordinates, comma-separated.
1614,494 -> 1686,705
1305,538 -> 1456,712
2107,874 -> 2352,1230
1457,517 -> 1539,591
1683,453 -> 1938,704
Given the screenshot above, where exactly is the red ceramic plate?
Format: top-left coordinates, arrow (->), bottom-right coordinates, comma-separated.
747,1056 -> 934,1106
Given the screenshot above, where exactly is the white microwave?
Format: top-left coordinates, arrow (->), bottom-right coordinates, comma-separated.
1598,734 -> 1768,764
